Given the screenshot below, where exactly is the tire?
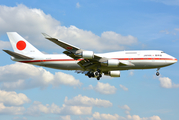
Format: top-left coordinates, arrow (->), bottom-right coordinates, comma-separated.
156,72 -> 160,76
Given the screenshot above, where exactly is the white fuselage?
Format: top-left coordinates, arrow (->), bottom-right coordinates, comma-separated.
13,50 -> 177,71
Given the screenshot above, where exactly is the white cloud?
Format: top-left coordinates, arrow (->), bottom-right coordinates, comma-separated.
0,41 -> 11,49
0,103 -> 25,115
64,94 -> 112,107
0,90 -> 30,106
158,77 -> 179,88
53,72 -> 82,87
148,116 -> 161,120
87,82 -> 117,94
26,101 -> 92,116
160,29 -> 176,35
92,112 -> 124,120
118,105 -> 131,111
60,115 -> 71,120
119,84 -> 128,91
88,112 -> 161,120
129,71 -> 134,76
101,31 -> 137,45
127,115 -> 161,120
0,63 -> 82,90
0,4 -> 138,52
76,2 -> 81,8
119,105 -> 131,115
13,117 -> 27,120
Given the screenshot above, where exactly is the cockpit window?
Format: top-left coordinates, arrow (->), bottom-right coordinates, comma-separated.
161,51 -> 165,53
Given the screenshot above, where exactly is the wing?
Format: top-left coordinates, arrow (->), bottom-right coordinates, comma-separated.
42,33 -> 108,69
42,33 -> 80,53
42,33 -> 134,71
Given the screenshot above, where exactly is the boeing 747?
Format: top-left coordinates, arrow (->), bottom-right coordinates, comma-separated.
3,32 -> 177,80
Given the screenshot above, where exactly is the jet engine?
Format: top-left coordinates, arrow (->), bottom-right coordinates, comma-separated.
105,71 -> 121,77
101,59 -> 120,67
76,51 -> 94,59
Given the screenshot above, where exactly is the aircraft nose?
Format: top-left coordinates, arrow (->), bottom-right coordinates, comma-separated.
173,58 -> 177,63
166,56 -> 177,65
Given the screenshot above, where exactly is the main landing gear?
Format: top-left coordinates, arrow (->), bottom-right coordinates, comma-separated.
156,68 -> 160,76
87,69 -> 102,80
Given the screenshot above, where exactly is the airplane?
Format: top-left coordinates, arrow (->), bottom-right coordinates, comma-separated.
3,32 -> 177,80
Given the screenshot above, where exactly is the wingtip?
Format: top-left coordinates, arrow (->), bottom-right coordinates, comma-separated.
42,33 -> 52,38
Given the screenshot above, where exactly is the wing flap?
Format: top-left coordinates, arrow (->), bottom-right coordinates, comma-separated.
119,60 -> 135,66
63,51 -> 81,60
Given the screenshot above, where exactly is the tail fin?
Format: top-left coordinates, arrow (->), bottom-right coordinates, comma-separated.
7,32 -> 43,57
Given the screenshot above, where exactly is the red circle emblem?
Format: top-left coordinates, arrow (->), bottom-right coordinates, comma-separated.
16,41 -> 26,50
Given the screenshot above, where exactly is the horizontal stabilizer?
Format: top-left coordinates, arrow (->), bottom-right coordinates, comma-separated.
3,50 -> 33,59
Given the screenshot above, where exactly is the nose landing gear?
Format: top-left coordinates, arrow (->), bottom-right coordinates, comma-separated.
156,68 -> 160,76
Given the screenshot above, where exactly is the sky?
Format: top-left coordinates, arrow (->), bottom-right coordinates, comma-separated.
0,0 -> 179,120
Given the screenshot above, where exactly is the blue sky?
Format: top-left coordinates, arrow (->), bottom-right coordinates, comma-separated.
0,0 -> 179,120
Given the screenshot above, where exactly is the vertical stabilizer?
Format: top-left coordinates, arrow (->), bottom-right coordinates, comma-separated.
7,32 -> 43,57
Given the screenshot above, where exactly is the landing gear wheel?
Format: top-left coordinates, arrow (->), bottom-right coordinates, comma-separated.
97,69 -> 101,73
156,72 -> 160,76
97,77 -> 100,80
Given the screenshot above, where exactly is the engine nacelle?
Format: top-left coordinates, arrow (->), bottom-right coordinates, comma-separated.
101,59 -> 120,67
76,51 -> 94,59
109,71 -> 121,77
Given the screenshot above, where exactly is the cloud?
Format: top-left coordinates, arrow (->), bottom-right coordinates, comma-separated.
87,82 -> 117,94
0,41 -> 11,49
160,29 -> 177,35
13,117 -> 27,120
127,115 -> 161,120
60,115 -> 71,120
129,71 -> 134,76
119,105 -> 131,115
0,90 -> 31,106
88,112 -> 161,120
26,101 -> 92,116
158,77 -> 179,88
0,63 -> 82,90
118,105 -> 131,111
0,4 -> 138,51
92,112 -> 124,120
0,103 -> 25,115
64,94 -> 112,107
76,2 -> 81,8
119,85 -> 128,91
0,90 -> 28,115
